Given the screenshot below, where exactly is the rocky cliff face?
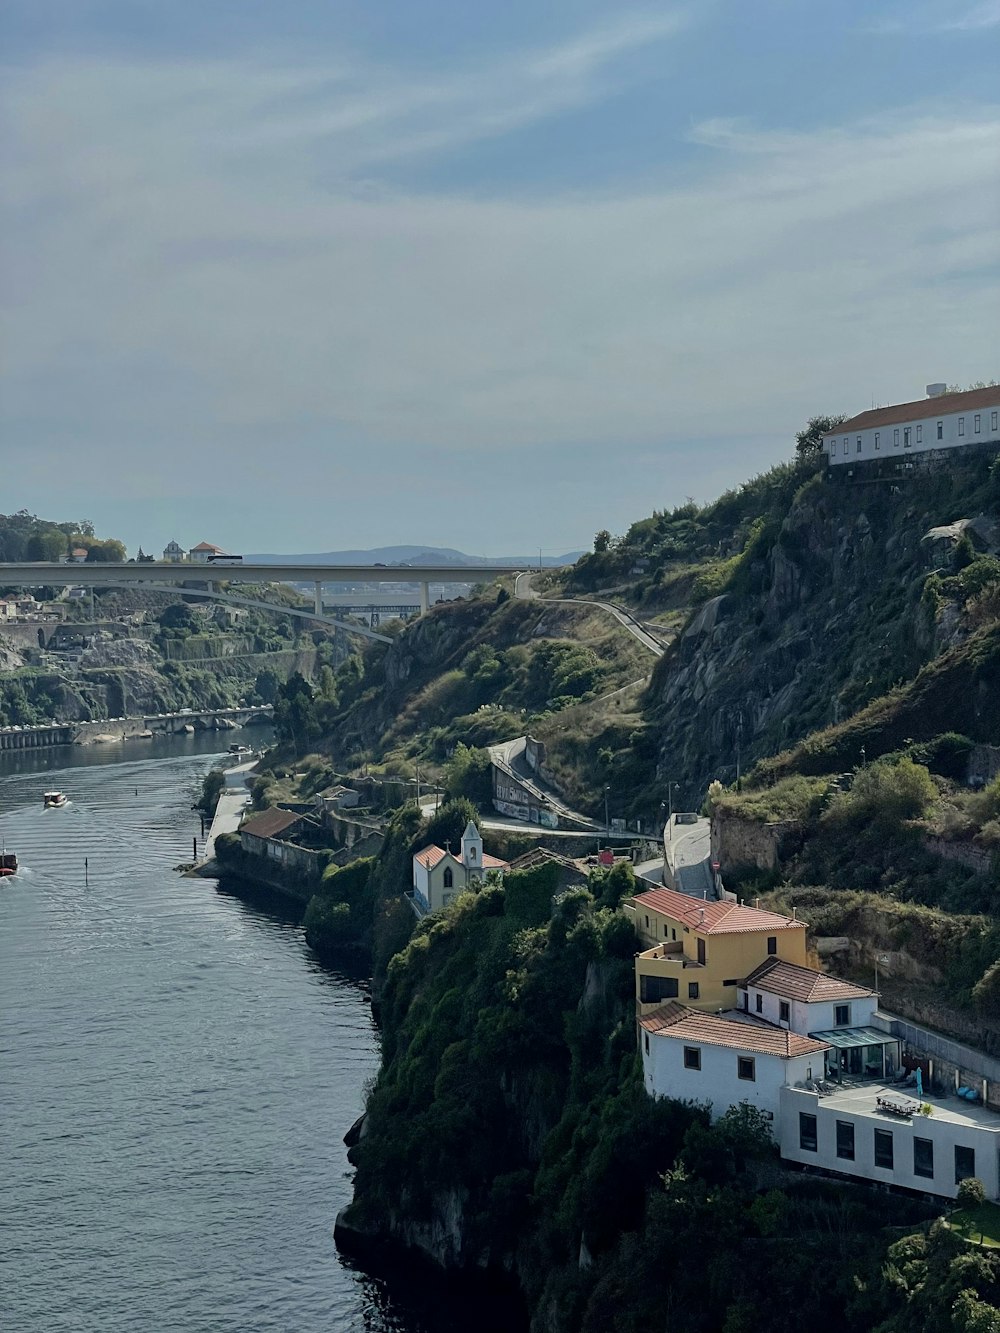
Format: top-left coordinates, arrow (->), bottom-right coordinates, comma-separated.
646,463 -> 999,795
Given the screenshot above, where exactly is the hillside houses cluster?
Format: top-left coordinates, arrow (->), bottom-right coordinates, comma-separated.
626,883 -> 1000,1203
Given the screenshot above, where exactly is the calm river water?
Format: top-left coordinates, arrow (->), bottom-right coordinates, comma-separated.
0,736 -> 490,1333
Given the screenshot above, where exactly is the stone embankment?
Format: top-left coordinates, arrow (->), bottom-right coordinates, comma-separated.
0,705 -> 272,751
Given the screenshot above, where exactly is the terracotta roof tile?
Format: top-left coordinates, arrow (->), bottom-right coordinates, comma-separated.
639,1003 -> 829,1059
826,385 -> 1000,436
240,808 -> 304,839
414,845 -> 448,870
743,958 -> 875,1004
632,887 -> 804,935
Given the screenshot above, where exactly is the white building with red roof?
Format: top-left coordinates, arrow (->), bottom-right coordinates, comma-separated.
823,383 -> 1000,467
639,1002 -> 829,1130
188,541 -> 226,563
411,820 -> 508,917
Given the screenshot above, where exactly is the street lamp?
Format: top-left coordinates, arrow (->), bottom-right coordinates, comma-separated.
666,782 -> 680,838
604,785 -> 610,836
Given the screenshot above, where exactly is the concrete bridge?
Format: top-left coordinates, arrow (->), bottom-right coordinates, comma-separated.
0,560 -> 530,644
0,705 -> 273,751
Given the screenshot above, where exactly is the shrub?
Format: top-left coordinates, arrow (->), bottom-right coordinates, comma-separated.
957,1177 -> 987,1210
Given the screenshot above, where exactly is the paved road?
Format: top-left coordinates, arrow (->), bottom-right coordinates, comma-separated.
513,572 -> 667,658
489,736 -> 604,830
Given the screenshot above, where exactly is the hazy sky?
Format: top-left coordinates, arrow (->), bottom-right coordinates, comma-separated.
3,1 -> 998,557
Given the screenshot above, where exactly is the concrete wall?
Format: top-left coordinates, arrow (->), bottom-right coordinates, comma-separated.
924,835 -> 994,875
524,736 -> 546,773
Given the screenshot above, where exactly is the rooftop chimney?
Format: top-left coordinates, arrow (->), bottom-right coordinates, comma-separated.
926,382 -> 948,398
791,906 -> 797,920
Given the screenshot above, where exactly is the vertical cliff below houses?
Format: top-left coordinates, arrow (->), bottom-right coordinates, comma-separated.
644,453 -> 1000,797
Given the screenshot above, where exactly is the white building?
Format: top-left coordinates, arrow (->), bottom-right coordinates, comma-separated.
739,959 -> 898,1080
639,1002 -> 829,1131
162,540 -> 185,562
823,384 -> 1000,467
411,820 -> 508,917
188,541 -> 226,563
780,1082 -> 1000,1203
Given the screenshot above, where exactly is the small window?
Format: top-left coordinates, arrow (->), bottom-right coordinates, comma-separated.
835,1004 -> 851,1027
738,1056 -> 756,1082
830,440 -> 836,457
779,1001 -> 790,1023
645,916 -> 650,929
903,427 -> 911,448
975,414 -> 981,434
664,923 -> 669,937
914,1137 -> 934,1179
799,1112 -> 818,1152
894,428 -> 900,447
843,436 -> 848,451
937,420 -> 944,440
836,1120 -> 855,1160
755,994 -> 763,1013
722,979 -> 739,987
684,1046 -> 701,1070
767,936 -> 777,956
955,1145 -> 976,1184
644,1032 -> 650,1054
443,867 -> 453,889
959,417 -> 965,437
874,1128 -> 894,1169
688,982 -> 700,1000
697,938 -> 706,965
469,846 -> 476,860
671,928 -> 677,941
856,436 -> 862,454
916,424 -> 922,443
874,432 -> 880,450
992,411 -> 998,432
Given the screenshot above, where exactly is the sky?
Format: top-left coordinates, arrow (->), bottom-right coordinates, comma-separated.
2,1 -> 998,558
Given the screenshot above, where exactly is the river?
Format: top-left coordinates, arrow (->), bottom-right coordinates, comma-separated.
0,736 -> 491,1333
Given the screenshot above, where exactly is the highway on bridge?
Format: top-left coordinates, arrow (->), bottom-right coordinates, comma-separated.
0,561 -> 529,587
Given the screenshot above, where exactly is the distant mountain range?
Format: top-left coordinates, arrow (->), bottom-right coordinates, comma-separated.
244,545 -> 583,568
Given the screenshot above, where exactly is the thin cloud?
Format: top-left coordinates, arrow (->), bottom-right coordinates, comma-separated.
862,1 -> 1000,33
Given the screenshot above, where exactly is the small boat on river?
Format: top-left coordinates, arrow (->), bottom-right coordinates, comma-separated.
0,850 -> 16,877
227,744 -> 252,755
43,790 -> 69,809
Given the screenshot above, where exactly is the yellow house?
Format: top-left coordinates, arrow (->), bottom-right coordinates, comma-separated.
624,887 -> 807,1015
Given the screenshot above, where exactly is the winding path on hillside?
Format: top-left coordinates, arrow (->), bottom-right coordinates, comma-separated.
513,572 -> 667,657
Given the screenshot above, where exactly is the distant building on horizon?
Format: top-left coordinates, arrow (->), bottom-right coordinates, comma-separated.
188,541 -> 225,563
824,383 -> 1000,467
162,540 -> 185,562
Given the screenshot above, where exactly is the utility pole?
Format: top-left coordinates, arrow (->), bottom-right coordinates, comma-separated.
666,781 -> 679,838
604,785 -> 610,836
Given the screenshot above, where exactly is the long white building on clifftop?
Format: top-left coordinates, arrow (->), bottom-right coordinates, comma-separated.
824,383 -> 1000,467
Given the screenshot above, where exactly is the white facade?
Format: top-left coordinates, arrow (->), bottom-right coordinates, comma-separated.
162,540 -> 185,562
739,984 -> 877,1036
642,1025 -> 822,1131
825,390 -> 1000,467
780,1084 -> 1000,1202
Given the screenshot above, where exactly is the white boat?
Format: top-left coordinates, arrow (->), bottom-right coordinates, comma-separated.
43,790 -> 68,808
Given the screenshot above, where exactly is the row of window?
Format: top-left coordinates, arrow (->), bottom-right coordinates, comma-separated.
751,992 -> 851,1025
829,411 -> 998,457
798,1113 -> 976,1183
685,1046 -> 756,1081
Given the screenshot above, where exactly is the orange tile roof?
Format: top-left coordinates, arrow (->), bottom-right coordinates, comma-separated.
414,845 -> 448,870
241,808 -> 304,839
743,958 -> 874,1004
632,887 -> 804,935
639,1003 -> 829,1059
413,844 -> 509,871
826,385 -> 1000,436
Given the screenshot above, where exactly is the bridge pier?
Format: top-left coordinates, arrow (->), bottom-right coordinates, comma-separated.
419,582 -> 430,614
314,582 -> 323,616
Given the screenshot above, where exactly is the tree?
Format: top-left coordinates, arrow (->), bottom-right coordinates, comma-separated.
443,743 -> 493,808
593,530 -> 612,553
25,528 -> 68,561
957,1177 -> 987,1210
796,414 -> 847,459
